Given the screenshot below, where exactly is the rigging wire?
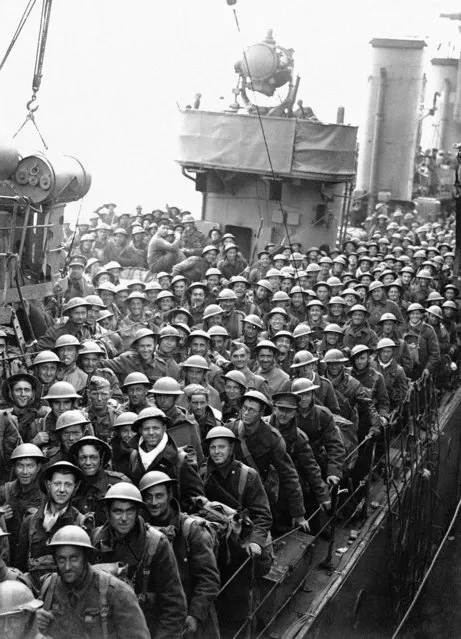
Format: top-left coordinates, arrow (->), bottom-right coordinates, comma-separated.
0,0 -> 37,73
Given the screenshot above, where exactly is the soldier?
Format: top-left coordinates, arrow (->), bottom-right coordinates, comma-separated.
31,350 -> 60,397
0,580 -> 43,639
0,372 -> 44,446
229,343 -> 271,398
234,314 -> 265,365
183,384 -> 222,440
39,382 -> 85,454
140,471 -> 221,638
290,350 -> 341,414
102,328 -> 160,384
343,304 -> 379,352
376,312 -> 413,377
365,280 -> 404,328
0,443 -> 45,564
226,390 -> 311,533
180,214 -> 207,257
253,340 -> 291,395
36,525 -> 150,639
350,344 -> 390,438
84,376 -> 121,443
202,425 -> 272,633
110,412 -> 137,476
152,326 -> 181,380
217,288 -> 245,339
268,391 -> 331,528
179,354 -> 221,410
68,436 -> 131,526
150,377 -> 204,458
291,378 -> 346,486
37,297 -> 93,351
43,410 -> 94,468
403,303 -> 440,381
92,483 -> 187,639
121,372 -> 151,413
128,407 -> 204,508
373,339 -> 410,411
78,341 -> 123,402
16,461 -> 85,588
54,334 -> 88,393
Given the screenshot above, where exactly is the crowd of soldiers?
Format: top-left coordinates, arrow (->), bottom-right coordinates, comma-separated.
0,200 -> 458,639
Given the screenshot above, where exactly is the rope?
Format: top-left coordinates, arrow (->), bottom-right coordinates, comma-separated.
391,495 -> 461,639
0,0 -> 37,73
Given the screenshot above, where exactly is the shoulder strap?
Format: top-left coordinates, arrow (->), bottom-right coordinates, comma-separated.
237,422 -> 258,471
98,570 -> 111,639
42,572 -> 58,611
237,464 -> 249,499
139,526 -> 162,606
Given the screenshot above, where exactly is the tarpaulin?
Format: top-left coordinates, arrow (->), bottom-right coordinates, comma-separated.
177,110 -> 357,179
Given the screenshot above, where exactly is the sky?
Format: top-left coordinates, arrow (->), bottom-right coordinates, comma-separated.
1,0 -> 461,222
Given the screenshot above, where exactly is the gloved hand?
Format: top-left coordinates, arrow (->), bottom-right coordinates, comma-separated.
326,475 -> 340,487
292,516 -> 310,533
245,543 -> 262,557
184,615 -> 198,635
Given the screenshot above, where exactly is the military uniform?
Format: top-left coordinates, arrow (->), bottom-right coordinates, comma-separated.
253,364 -> 291,395
72,468 -> 131,527
0,478 -> 43,564
162,405 -> 204,466
373,359 -> 409,410
40,565 -> 150,639
93,515 -> 187,639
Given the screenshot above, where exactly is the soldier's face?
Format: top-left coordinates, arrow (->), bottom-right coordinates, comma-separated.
353,353 -> 369,371
119,425 -> 135,444
140,419 -> 165,450
274,405 -> 297,425
127,384 -> 148,405
209,438 -> 233,466
189,394 -> 207,418
69,307 -> 87,325
186,367 -> 205,385
257,349 -> 275,372
55,546 -> 86,584
154,393 -> 176,412
11,381 -> 34,408
78,445 -> 101,477
231,348 -> 248,370
60,425 -> 85,452
379,347 -> 394,364
219,298 -> 234,314
190,338 -> 208,357
143,484 -> 170,518
47,472 -> 77,507
57,346 -> 79,367
15,458 -> 39,486
109,500 -> 138,536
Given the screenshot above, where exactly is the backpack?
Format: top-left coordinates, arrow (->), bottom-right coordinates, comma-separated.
41,570 -> 112,639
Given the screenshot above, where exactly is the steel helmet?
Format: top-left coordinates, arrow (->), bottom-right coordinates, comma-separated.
62,297 -> 91,314
292,323 -> 312,339
254,339 -> 279,353
208,325 -> 229,339
97,310 -> 115,322
32,351 -> 60,367
156,291 -> 174,302
342,287 -> 360,298
182,355 -> 210,370
145,281 -> 162,291
133,407 -> 168,432
376,338 -> 397,350
202,245 -> 219,256
104,482 -> 143,504
68,435 -> 112,467
168,307 -> 193,324
288,285 -> 305,296
113,411 -> 138,428
203,304 -> 224,320
229,275 -> 249,286
378,312 -> 398,323
205,267 -> 222,278
416,269 -> 432,280
187,282 -> 208,294
206,425 -> 237,441
42,381 -> 79,401
223,370 -> 248,388
322,349 -> 348,364
151,377 -> 183,395
54,334 -> 81,351
170,275 -> 187,286
256,279 -> 273,293
157,271 -> 171,280
306,299 -> 326,310
291,378 -> 320,394
127,291 -> 148,303
326,276 -> 342,287
223,243 -> 239,253
10,443 -> 46,462
55,409 -> 90,432
442,300 -> 458,310
172,322 -> 191,336
186,329 -> 212,346
127,279 -> 146,290
319,256 -> 333,265
242,314 -> 265,330
407,303 -> 425,313
0,580 -> 43,616
78,340 -> 105,356
139,471 -> 177,493
305,262 -> 321,272
242,390 -> 271,408
85,295 -> 106,308
48,525 -> 95,551
271,291 -> 290,303
273,328 -> 293,341
314,281 -> 331,291
426,291 -> 444,302
217,288 -> 237,301
158,326 -> 180,341
349,304 -> 369,315
426,305 -> 443,320
40,461 -> 84,491
266,268 -> 282,279
326,296 -> 346,307
272,391 -> 300,408
267,306 -> 288,318
130,328 -> 156,347
121,372 -> 151,390
290,350 -> 319,368
350,344 -> 371,358
322,324 -> 343,336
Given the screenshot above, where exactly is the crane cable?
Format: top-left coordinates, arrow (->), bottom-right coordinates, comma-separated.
13,0 -> 53,148
0,0 -> 38,73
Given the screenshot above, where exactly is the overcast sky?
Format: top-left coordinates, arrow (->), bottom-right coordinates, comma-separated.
1,0 -> 460,221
